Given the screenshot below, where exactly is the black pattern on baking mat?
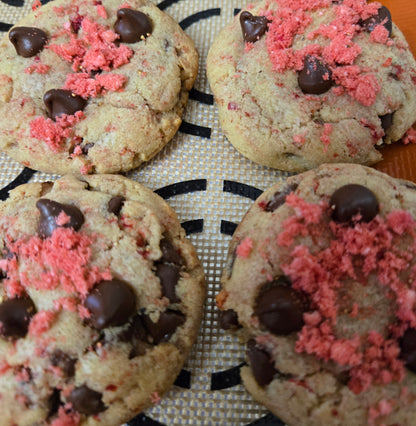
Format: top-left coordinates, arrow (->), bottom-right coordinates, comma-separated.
0,167 -> 35,201
155,179 -> 207,199
223,180 -> 263,200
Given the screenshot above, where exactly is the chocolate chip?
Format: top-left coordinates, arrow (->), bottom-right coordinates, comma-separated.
9,26 -> 48,57
114,8 -> 152,43
143,310 -> 185,344
36,199 -> 84,238
247,339 -> 277,386
330,184 -> 379,223
240,11 -> 269,43
361,5 -> 392,37
264,183 -> 298,212
0,297 -> 36,340
48,388 -> 61,419
43,89 -> 87,120
400,328 -> 416,373
50,350 -> 76,377
298,55 -> 333,95
219,309 -> 241,330
155,263 -> 180,303
84,280 -> 137,329
68,385 -> 106,415
81,142 -> 94,155
159,239 -> 183,266
107,196 -> 125,216
255,280 -> 304,335
379,113 -> 394,133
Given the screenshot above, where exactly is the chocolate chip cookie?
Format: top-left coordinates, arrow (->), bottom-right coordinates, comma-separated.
0,0 -> 198,175
0,174 -> 205,425
207,0 -> 416,172
218,164 -> 416,425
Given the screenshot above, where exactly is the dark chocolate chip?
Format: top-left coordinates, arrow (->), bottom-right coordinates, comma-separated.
255,281 -> 304,335
50,350 -> 76,377
247,339 -> 277,386
360,5 -> 392,37
240,11 -> 269,43
155,263 -> 180,303
298,55 -> 333,95
36,199 -> 84,238
264,183 -> 299,212
107,196 -> 125,216
9,26 -> 48,57
159,239 -> 182,266
330,184 -> 379,223
81,142 -> 94,155
47,388 -> 61,419
0,297 -> 36,340
219,309 -> 241,330
400,328 -> 416,373
84,280 -> 137,329
114,8 -> 152,43
143,310 -> 185,344
68,385 -> 106,415
43,89 -> 87,120
379,113 -> 394,133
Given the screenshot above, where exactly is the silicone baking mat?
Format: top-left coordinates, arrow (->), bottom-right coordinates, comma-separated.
0,0 -> 415,425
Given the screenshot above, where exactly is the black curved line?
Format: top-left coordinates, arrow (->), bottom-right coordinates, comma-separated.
179,121 -> 211,139
127,414 -> 166,426
0,22 -> 13,32
1,0 -> 23,6
247,413 -> 286,426
210,362 -> 245,390
220,220 -> 238,236
154,179 -> 207,199
156,0 -> 183,11
173,368 -> 191,389
223,180 -> 263,201
189,88 -> 214,105
181,219 -> 203,235
179,8 -> 221,30
234,8 -> 241,16
0,168 -> 36,201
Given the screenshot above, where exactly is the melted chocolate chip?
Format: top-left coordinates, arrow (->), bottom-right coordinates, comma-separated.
68,385 -> 106,415
400,328 -> 416,373
107,196 -> 125,216
361,5 -> 392,37
265,183 -> 299,212
330,184 -> 379,223
155,263 -> 180,303
48,388 -> 61,419
379,113 -> 394,133
9,26 -> 48,57
247,339 -> 277,386
114,8 -> 152,43
240,11 -> 269,43
219,309 -> 241,330
36,199 -> 84,238
255,281 -> 304,335
298,55 -> 333,95
43,89 -> 87,120
143,310 -> 185,344
159,239 -> 183,266
0,297 -> 36,340
84,280 -> 137,329
50,350 -> 76,377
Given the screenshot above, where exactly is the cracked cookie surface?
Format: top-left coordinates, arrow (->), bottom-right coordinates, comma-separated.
218,164 -> 416,425
0,174 -> 205,426
0,0 -> 198,175
207,0 -> 416,172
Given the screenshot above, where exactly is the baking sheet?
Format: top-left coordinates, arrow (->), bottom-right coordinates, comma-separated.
0,0 -> 414,425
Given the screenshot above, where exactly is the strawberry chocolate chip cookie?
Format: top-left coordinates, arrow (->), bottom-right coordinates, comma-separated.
218,164 -> 416,425
0,0 -> 198,175
207,0 -> 416,172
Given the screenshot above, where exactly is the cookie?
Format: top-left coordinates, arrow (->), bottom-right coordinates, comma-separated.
0,174 -> 205,425
218,164 -> 416,425
207,0 -> 416,172
0,0 -> 198,175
